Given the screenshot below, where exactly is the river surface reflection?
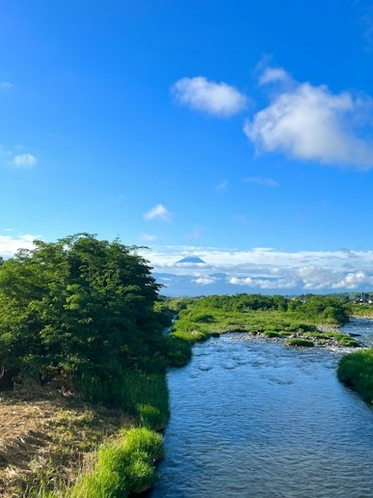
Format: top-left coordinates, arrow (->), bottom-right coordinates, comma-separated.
150,319 -> 373,498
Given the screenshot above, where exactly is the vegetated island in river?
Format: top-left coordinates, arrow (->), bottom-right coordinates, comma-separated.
165,293 -> 362,367
0,236 -> 372,497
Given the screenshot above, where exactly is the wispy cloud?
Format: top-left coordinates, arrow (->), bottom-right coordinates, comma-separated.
9,153 -> 38,168
140,245 -> 373,295
171,76 -> 247,117
187,225 -> 204,240
354,0 -> 373,52
143,204 -> 171,221
361,11 -> 373,51
244,66 -> 373,169
244,176 -> 279,187
0,81 -> 13,90
214,179 -> 228,191
138,233 -> 158,242
258,67 -> 290,85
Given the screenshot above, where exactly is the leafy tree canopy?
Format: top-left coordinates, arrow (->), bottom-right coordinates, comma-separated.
0,233 -> 168,404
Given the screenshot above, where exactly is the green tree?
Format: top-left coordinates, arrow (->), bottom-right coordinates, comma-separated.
0,234 -> 168,404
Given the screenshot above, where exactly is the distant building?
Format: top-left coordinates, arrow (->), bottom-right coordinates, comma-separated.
355,292 -> 373,304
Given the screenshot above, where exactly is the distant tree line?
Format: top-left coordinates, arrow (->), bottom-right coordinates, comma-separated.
180,293 -> 350,326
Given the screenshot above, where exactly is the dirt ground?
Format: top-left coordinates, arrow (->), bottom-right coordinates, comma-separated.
0,379 -> 133,497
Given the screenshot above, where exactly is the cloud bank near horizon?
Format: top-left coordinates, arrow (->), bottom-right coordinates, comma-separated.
1,234 -> 372,295
140,246 -> 373,295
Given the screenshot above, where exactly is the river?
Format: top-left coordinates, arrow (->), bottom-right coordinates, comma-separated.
150,318 -> 373,497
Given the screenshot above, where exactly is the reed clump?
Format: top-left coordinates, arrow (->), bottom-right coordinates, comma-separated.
338,349 -> 373,405
70,427 -> 164,498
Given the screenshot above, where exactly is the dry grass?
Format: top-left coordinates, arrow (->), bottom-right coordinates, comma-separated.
0,379 -> 133,497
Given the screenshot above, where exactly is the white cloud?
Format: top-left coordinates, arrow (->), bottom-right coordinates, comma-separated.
229,276 -> 255,286
259,67 -> 290,85
139,245 -> 373,295
171,76 -> 247,117
9,153 -> 38,168
143,204 -> 171,221
193,276 -> 217,285
0,233 -> 38,259
229,276 -> 296,290
244,68 -> 373,169
244,176 -> 278,187
0,81 -> 13,90
331,270 -> 371,289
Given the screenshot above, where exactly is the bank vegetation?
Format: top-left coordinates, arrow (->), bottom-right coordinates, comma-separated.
0,239 -> 372,496
0,234 -> 172,497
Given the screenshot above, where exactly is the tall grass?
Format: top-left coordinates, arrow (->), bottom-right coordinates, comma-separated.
338,348 -> 373,405
70,427 -> 164,498
119,372 -> 169,430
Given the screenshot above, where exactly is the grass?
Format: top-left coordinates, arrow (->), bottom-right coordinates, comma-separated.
338,348 -> 373,405
263,330 -> 281,338
69,427 -> 164,498
165,303 -> 362,365
0,379 -> 133,497
0,367 -> 169,497
285,338 -> 315,347
0,294 -> 364,496
119,372 -> 169,431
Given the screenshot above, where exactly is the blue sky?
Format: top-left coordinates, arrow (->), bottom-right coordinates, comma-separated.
1,1 -> 373,296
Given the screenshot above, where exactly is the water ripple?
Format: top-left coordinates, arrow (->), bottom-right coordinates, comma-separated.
151,326 -> 373,498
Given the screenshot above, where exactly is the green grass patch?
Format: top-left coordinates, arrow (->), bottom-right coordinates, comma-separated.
285,338 -> 315,347
338,348 -> 373,404
263,330 -> 280,338
70,427 -> 164,498
339,337 -> 360,348
119,372 -> 169,430
278,331 -> 292,337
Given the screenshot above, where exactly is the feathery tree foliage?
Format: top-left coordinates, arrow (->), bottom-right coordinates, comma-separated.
0,233 -> 169,405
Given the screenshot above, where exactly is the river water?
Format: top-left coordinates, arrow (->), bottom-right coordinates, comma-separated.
150,318 -> 373,498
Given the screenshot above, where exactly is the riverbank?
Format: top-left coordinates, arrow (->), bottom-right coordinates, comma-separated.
0,371 -> 169,496
0,379 -> 133,496
0,294 -> 366,495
